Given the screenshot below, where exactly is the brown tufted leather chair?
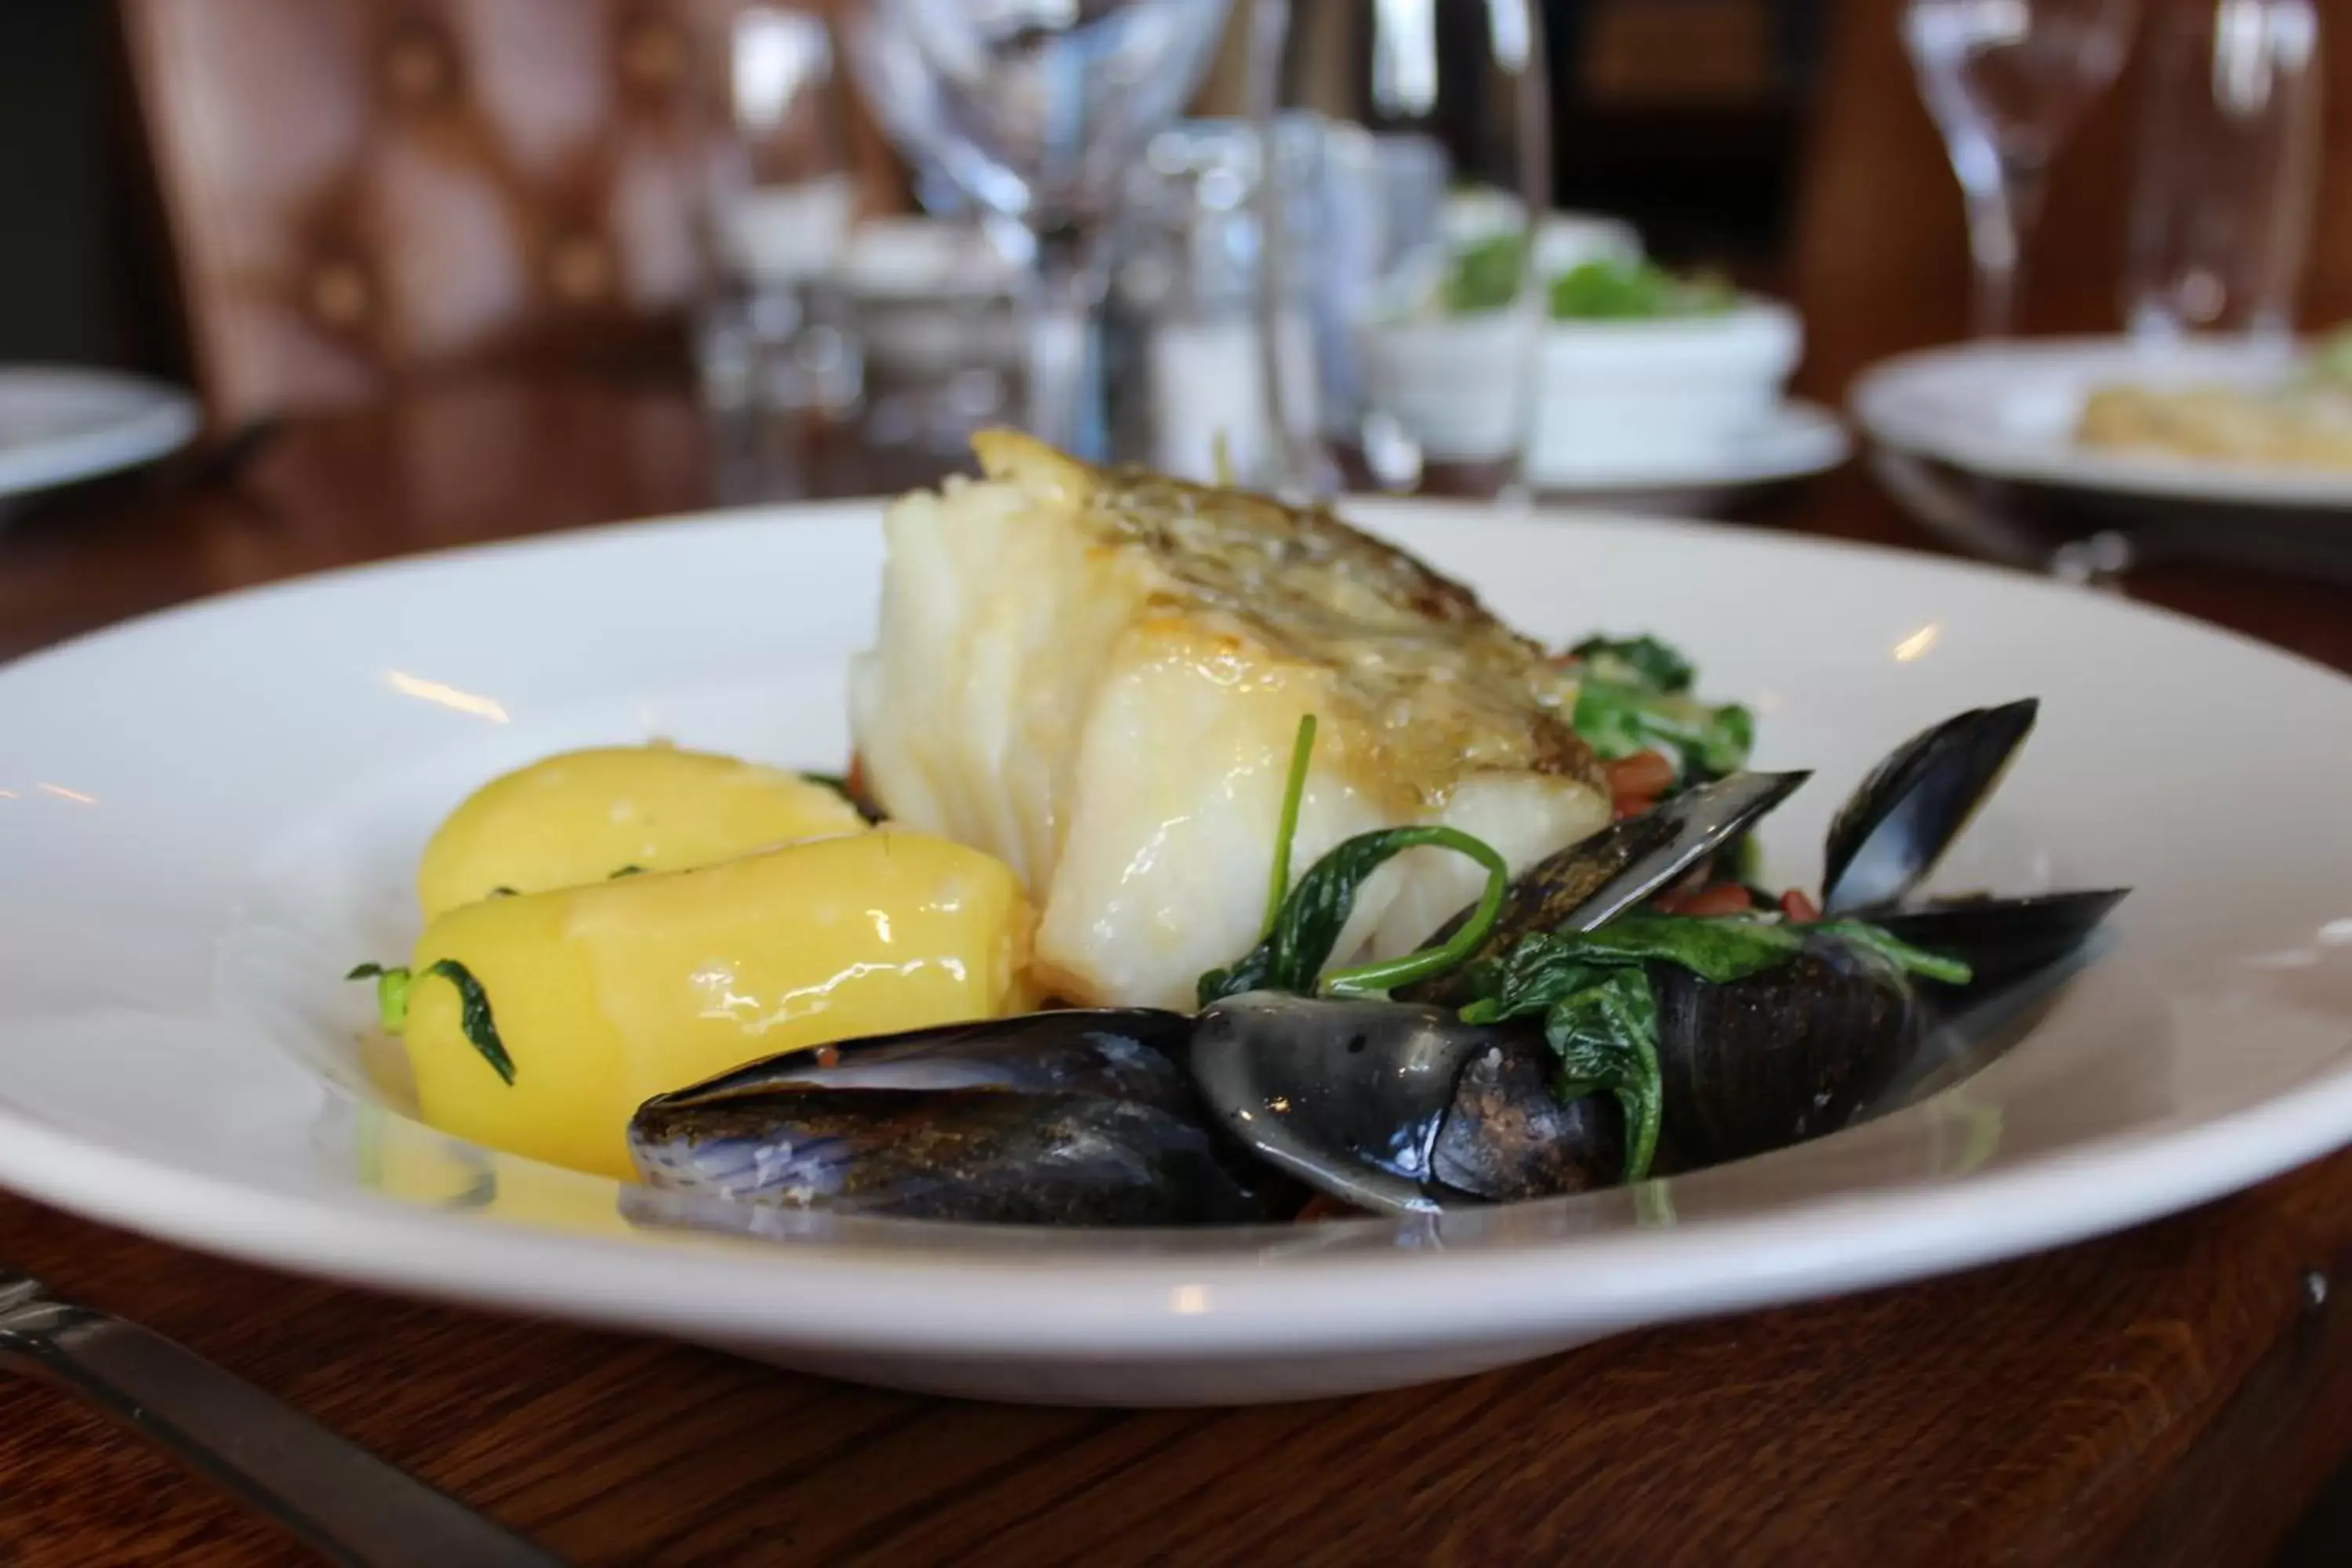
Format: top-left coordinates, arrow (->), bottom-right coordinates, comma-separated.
122,0 -> 902,425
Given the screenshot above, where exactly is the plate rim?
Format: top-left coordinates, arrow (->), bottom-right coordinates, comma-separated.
1850,336 -> 2352,509
0,365 -> 201,499
5,497 -> 2352,1359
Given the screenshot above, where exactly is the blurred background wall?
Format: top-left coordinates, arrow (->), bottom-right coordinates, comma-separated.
0,0 -> 1827,376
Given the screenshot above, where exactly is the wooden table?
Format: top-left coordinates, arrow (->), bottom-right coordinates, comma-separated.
4,375 -> 2352,1567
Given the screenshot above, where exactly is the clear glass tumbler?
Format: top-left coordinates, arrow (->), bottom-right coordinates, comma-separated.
2123,0 -> 2324,345
697,5 -> 865,418
1249,0 -> 1552,499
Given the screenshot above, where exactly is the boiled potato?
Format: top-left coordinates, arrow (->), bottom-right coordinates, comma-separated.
401,830 -> 1033,1179
417,745 -> 866,919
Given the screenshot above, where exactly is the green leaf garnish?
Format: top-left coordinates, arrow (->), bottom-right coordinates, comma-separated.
1200,825 -> 1511,1006
1544,968 -> 1664,1183
1563,633 -> 1751,782
1261,714 -> 1318,940
1458,913 -> 1971,1184
345,958 -> 514,1083
1573,680 -> 1754,782
347,962 -> 416,1035
1809,920 -> 1975,986
1204,712 -> 1508,1001
423,957 -> 514,1086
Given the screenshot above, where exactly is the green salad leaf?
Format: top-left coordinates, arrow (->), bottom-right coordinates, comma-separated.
1444,233 -> 1526,314
1548,259 -> 1736,321
1570,634 -> 1694,693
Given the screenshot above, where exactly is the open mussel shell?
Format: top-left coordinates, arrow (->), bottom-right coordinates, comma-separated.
1406,770 -> 1810,1008
1821,699 -> 2038,915
628,1010 -> 1266,1225
1864,889 -> 2128,989
1189,993 -> 1622,1215
1648,936 -> 1920,1170
646,1009 -> 1201,1114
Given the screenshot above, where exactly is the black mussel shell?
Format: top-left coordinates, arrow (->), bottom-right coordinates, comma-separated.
627,1009 -> 1269,1226
1864,889 -> 2128,989
632,1086 -> 1261,1225
644,1010 -> 1200,1116
1821,700 -> 2038,916
1648,937 -> 1919,1170
1189,993 -> 1622,1214
1406,771 -> 1809,1008
1427,1038 -> 1624,1203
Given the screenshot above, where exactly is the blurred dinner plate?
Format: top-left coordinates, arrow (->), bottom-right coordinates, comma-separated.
1532,397 -> 1849,508
3,501 -> 2351,1406
0,366 -> 199,502
1853,336 -> 2352,509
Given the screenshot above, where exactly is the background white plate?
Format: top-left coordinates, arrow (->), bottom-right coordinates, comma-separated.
2,501 -> 2351,1406
1532,398 -> 1849,502
0,365 -> 200,500
1851,336 -> 2352,508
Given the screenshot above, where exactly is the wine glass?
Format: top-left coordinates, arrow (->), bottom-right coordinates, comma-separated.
1248,0 -> 1552,500
2123,0 -> 2322,347
1903,0 -> 2140,337
840,0 -> 1237,460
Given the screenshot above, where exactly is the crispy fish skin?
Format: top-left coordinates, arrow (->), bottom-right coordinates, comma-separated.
849,430 -> 1610,1010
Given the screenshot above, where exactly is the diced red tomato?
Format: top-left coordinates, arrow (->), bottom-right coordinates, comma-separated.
1661,883 -> 1755,918
1780,888 -> 1822,923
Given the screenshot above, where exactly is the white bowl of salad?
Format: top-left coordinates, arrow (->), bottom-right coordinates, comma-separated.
1532,260 -> 1800,482
1357,242 -> 1802,481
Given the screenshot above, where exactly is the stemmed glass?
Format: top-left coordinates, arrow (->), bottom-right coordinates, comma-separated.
1903,0 -> 2140,337
840,0 -> 1236,460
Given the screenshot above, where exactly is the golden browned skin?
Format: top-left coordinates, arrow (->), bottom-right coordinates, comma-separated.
973,430 -> 1604,800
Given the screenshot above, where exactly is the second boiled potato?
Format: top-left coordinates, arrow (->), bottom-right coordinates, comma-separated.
418,745 -> 866,919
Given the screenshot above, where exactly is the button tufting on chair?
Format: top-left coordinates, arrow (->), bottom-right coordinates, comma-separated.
123,0 -> 906,424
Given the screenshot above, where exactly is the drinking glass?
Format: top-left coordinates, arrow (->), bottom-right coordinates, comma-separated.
840,0 -> 1237,461
2124,0 -> 2323,345
697,5 -> 865,417
1903,0 -> 2139,337
1248,0 -> 1552,499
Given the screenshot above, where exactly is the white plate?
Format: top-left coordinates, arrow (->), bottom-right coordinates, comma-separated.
3,501 -> 2351,1406
1852,336 -> 2352,508
0,366 -> 200,500
1534,399 -> 1850,503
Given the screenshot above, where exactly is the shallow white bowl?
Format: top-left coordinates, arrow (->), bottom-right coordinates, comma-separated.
1532,300 -> 1802,481
2,502 -> 2350,1406
1359,299 -> 1802,472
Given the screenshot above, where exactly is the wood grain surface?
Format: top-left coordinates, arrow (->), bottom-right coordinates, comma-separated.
5,305 -> 2352,1568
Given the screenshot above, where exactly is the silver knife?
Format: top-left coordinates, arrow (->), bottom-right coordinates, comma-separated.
0,1269 -> 563,1567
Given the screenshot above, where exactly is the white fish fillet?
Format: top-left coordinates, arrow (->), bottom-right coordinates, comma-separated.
849,431 -> 1611,1010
